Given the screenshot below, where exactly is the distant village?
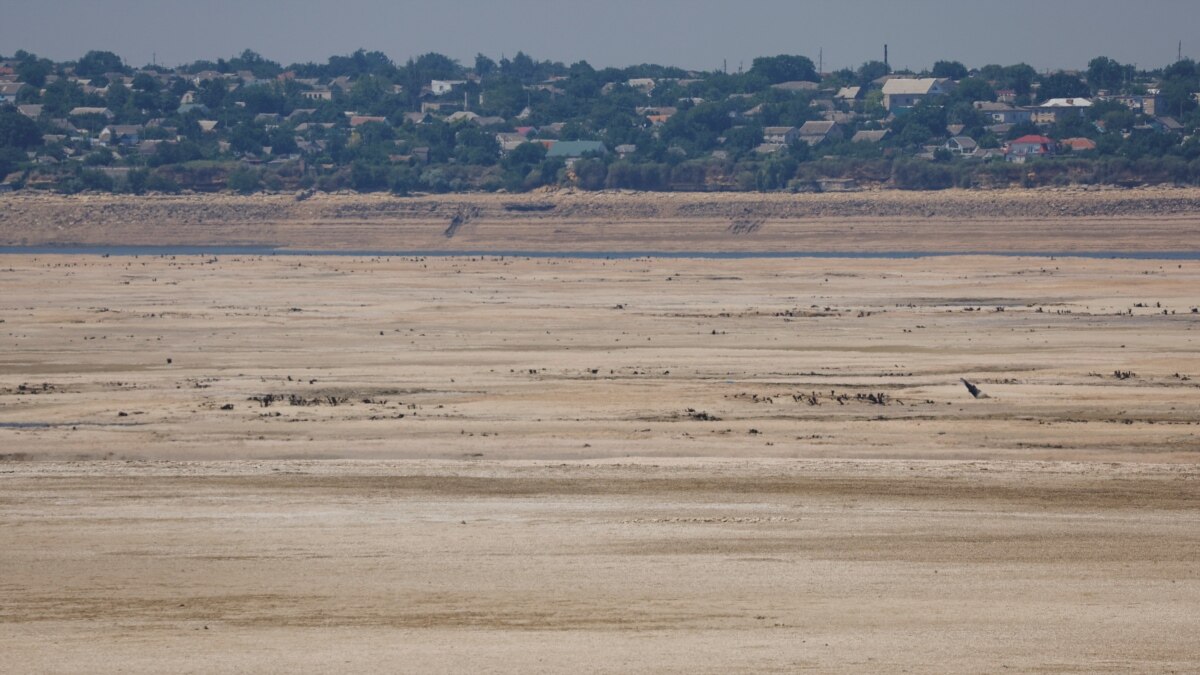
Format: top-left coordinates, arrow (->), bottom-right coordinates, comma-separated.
2,48 -> 1199,194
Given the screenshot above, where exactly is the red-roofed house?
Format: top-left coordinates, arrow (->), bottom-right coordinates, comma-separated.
1060,137 -> 1097,153
1005,135 -> 1056,163
350,115 -> 388,127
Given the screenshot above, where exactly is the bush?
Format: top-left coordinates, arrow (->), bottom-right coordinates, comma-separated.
145,172 -> 181,194
227,166 -> 262,194
892,159 -> 954,190
572,158 -> 607,190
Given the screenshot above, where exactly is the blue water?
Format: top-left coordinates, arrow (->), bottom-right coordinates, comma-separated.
2,245 -> 1200,260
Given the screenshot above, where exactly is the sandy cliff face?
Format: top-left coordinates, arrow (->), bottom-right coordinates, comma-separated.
3,187 -> 1200,251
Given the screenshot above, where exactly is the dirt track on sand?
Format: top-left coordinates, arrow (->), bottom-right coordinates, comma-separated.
5,187 -> 1200,252
2,253 -> 1199,672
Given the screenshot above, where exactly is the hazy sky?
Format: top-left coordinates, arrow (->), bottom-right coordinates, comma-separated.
4,0 -> 1198,73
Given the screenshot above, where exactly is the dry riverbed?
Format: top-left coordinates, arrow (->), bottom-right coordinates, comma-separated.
1,252 -> 1199,672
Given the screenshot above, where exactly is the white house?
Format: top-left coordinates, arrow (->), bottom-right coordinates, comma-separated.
762,126 -> 800,145
881,78 -> 956,111
431,80 -> 466,96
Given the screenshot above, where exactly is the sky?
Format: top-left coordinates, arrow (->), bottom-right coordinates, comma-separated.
3,0 -> 1198,74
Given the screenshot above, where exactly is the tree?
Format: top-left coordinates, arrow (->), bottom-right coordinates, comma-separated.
1160,60 -> 1200,117
932,60 -> 968,80
0,145 -> 26,178
75,50 -> 126,77
227,166 -> 262,193
857,60 -> 891,86
474,54 -> 497,78
1087,56 -> 1126,93
15,54 -> 53,87
572,157 -> 607,189
131,72 -> 161,92
952,77 -> 996,104
749,55 -> 819,84
1038,72 -> 1089,101
1003,63 -> 1037,95
0,106 -> 42,149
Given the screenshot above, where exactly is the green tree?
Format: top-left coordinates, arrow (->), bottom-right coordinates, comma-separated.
227,166 -> 262,193
0,146 -> 26,178
857,60 -> 891,86
15,54 -> 53,87
474,54 -> 497,78
75,50 -> 126,77
1087,56 -> 1126,93
931,60 -> 968,80
131,72 -> 161,92
1003,64 -> 1038,95
749,55 -> 819,84
1038,72 -> 1089,101
572,157 -> 608,189
0,106 -> 42,149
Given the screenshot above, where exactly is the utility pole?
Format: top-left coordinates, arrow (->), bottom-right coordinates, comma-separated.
819,48 -> 823,75
884,44 -> 889,69
1179,40 -> 1183,62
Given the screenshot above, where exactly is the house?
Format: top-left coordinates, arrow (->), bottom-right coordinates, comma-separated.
1102,93 -> 1164,116
136,140 -> 165,156
995,89 -> 1017,103
197,120 -> 219,133
754,143 -> 788,155
0,81 -> 27,102
881,78 -> 956,111
762,126 -> 800,145
68,106 -> 114,119
446,111 -> 479,124
402,111 -> 434,125
17,104 -> 43,119
472,116 -> 505,127
98,125 -> 143,146
496,133 -> 528,153
1153,116 -> 1185,134
943,136 -> 978,155
1032,98 -> 1091,124
349,115 -> 388,127
823,110 -> 860,124
797,121 -> 843,145
835,86 -> 863,101
190,70 -> 225,85
771,81 -> 820,93
851,129 -> 890,143
430,80 -> 465,96
1060,137 -> 1097,152
546,140 -> 607,158
300,87 -> 333,101
294,121 -> 333,132
615,144 -> 637,158
626,78 -> 655,94
973,101 -> 1034,125
972,147 -> 1005,161
1005,134 -> 1056,162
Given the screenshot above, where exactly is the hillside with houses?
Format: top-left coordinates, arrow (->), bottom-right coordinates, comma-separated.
2,48 -> 1200,194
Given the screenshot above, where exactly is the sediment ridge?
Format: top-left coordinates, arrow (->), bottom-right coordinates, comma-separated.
4,186 -> 1200,252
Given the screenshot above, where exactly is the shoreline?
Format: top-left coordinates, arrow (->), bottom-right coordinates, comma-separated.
4,186 -> 1200,252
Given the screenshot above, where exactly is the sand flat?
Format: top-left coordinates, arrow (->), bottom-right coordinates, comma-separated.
1,252 -> 1199,672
